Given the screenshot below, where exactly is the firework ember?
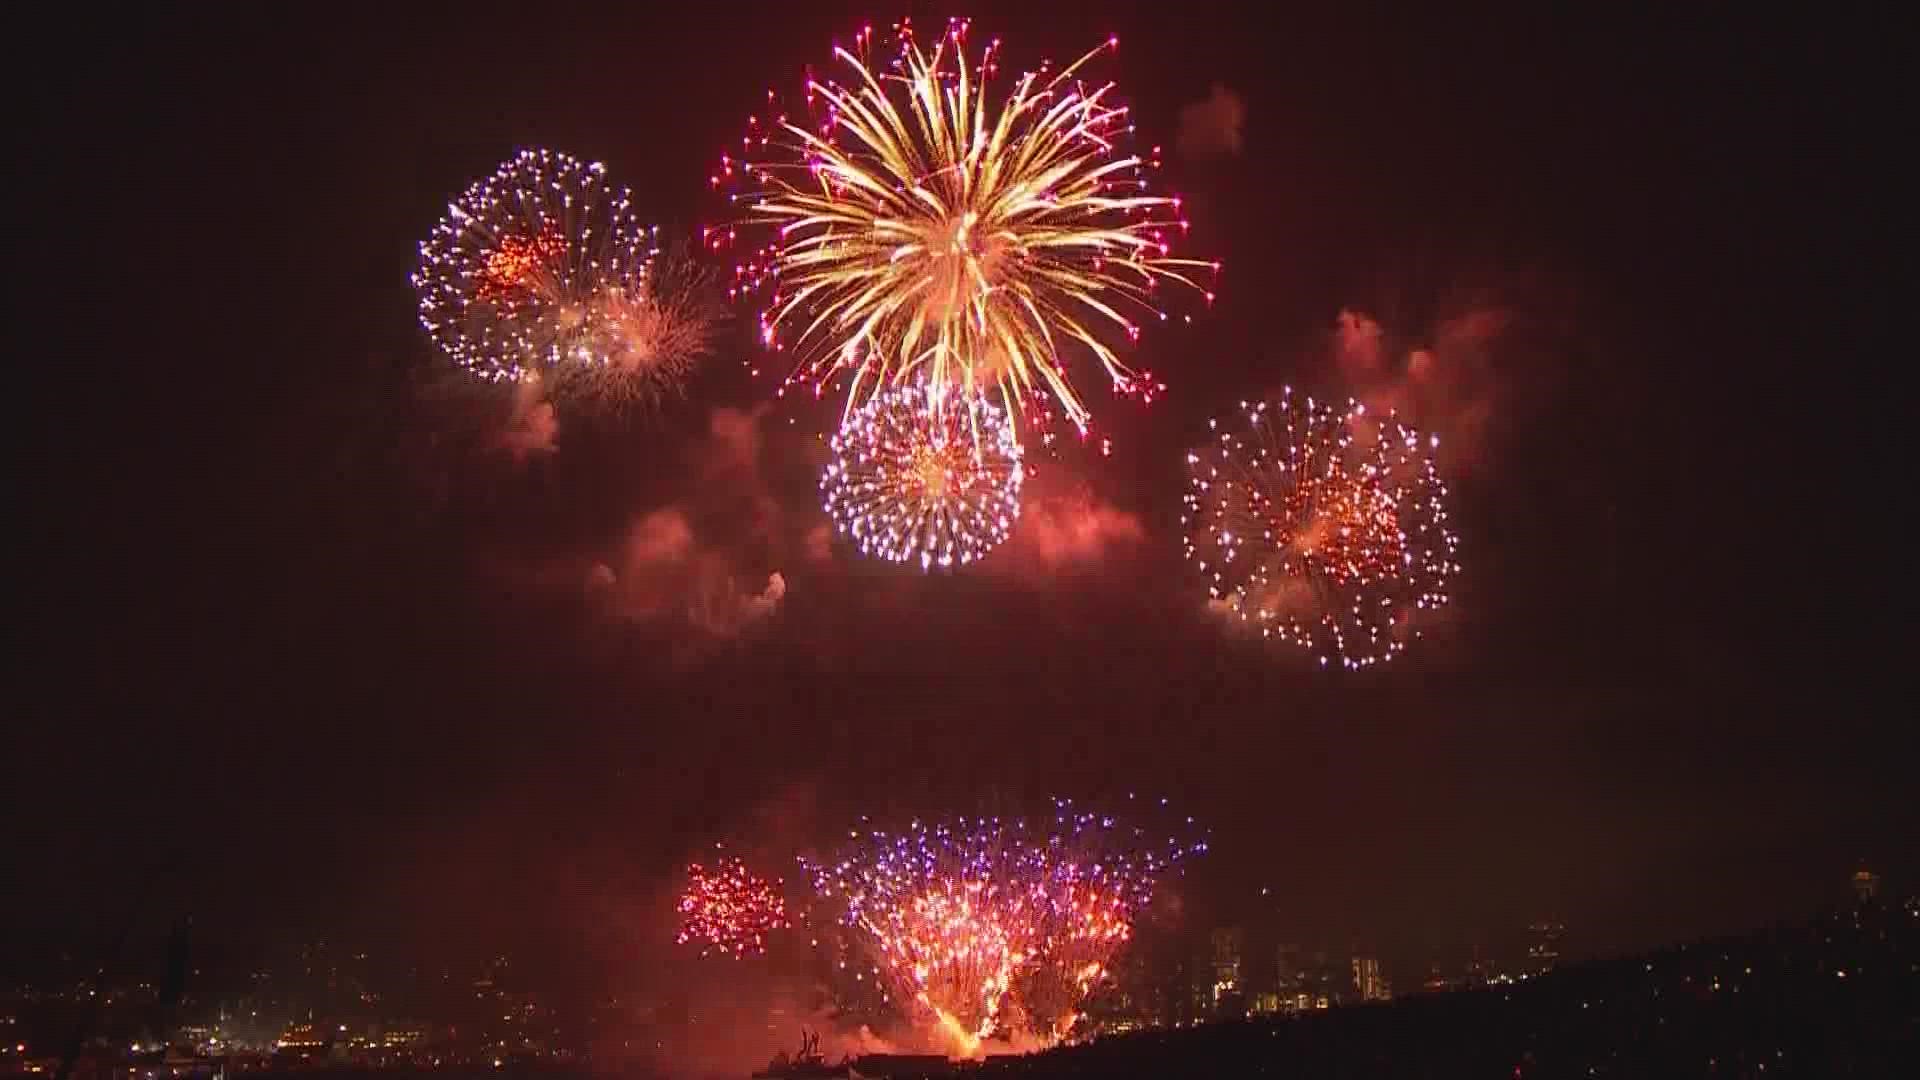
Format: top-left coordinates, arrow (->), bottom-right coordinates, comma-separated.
821,384 -> 1025,570
713,18 -> 1217,430
414,149 -> 661,384
803,798 -> 1205,1053
675,856 -> 790,959
1183,388 -> 1461,669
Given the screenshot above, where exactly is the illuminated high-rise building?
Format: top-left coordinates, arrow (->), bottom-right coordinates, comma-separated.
1526,922 -> 1564,975
1274,944 -> 1306,1011
1463,941 -> 1489,988
1274,943 -> 1298,985
1209,927 -> 1245,1015
1350,954 -> 1388,1002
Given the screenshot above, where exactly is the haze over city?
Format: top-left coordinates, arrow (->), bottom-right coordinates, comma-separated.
9,3 -> 1906,1077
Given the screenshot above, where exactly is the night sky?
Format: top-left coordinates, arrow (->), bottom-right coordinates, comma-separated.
9,1 -> 1904,996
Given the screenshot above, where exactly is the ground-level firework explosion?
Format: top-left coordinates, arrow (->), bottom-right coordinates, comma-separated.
675,855 -> 790,959
802,798 -> 1206,1054
821,384 -> 1024,570
712,17 -> 1216,431
1183,388 -> 1461,669
414,149 -> 661,384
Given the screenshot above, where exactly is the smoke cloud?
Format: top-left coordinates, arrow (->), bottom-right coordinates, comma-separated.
1000,487 -> 1147,574
521,406 -> 831,659
1176,84 -> 1246,161
496,390 -> 558,461
1331,306 -> 1508,465
585,508 -> 788,639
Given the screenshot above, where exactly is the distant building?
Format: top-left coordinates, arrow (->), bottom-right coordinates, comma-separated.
1275,944 -> 1306,1011
1852,866 -> 1880,904
1463,942 -> 1489,988
474,955 -> 510,992
271,1023 -> 329,1068
1096,944 -> 1169,1030
1526,923 -> 1565,975
1351,954 -> 1389,1002
274,1024 -> 324,1051
379,1026 -> 427,1050
1304,950 -> 1340,1009
1209,927 -> 1244,1007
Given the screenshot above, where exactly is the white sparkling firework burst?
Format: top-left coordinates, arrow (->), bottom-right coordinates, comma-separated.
414,149 -> 661,383
1182,388 -> 1461,669
821,384 -> 1024,570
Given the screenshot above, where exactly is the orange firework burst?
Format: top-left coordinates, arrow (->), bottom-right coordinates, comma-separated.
883,879 -> 1025,1049
675,856 -> 790,959
712,17 -> 1217,431
549,246 -> 728,411
1183,388 -> 1461,669
1276,458 -> 1407,585
472,224 -> 568,306
1010,878 -> 1133,1042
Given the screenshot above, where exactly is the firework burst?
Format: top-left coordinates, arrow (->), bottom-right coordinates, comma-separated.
712,18 -> 1217,430
821,384 -> 1024,570
802,798 -> 1205,1053
415,149 -> 661,384
675,855 -> 791,959
549,245 -> 729,410
1183,388 -> 1461,669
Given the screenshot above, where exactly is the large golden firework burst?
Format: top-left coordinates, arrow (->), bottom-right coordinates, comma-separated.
716,18 -> 1217,429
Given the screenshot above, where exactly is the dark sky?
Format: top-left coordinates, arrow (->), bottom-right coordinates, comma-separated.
8,1 -> 1905,993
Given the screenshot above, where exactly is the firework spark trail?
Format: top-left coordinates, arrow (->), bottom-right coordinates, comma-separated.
820,384 -> 1024,570
802,799 -> 1206,1052
1183,388 -> 1462,669
712,17 -> 1218,431
1009,799 -> 1206,1040
414,149 -> 663,385
675,856 -> 791,959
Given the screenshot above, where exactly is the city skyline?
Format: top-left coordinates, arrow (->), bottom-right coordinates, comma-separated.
11,863 -> 1898,1024
6,879 -> 1908,1075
